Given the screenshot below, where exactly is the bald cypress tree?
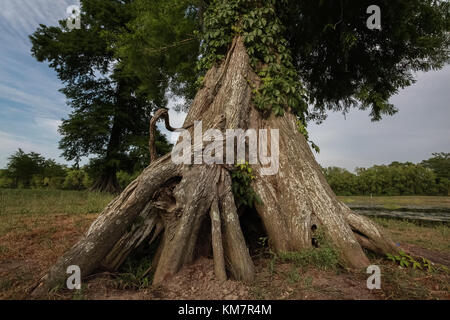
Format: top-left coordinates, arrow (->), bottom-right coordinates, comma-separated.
32,0 -> 449,295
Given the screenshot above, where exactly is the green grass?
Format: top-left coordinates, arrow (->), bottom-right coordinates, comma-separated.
277,229 -> 341,271
278,247 -> 340,271
0,189 -> 114,216
338,196 -> 450,208
370,217 -> 450,254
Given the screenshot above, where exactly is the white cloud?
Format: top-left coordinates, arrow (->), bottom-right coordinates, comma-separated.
35,117 -> 62,136
0,130 -> 62,167
0,0 -> 80,45
0,83 -> 65,115
309,66 -> 450,171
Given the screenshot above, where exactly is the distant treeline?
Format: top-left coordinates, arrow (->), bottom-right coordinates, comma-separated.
0,149 -> 137,191
322,153 -> 449,196
1,149 -> 449,196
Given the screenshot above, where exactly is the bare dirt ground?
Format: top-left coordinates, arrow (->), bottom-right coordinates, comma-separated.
0,213 -> 449,300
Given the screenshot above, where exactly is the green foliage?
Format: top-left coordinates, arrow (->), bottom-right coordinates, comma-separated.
1,150 -> 92,191
116,255 -> 153,290
421,153 -> 450,195
115,237 -> 161,290
196,0 -> 448,150
260,228 -> 340,272
48,177 -> 65,190
0,171 -> 14,189
285,267 -> 302,284
71,286 -> 87,300
3,149 -> 67,189
278,247 -> 340,271
323,154 -> 450,196
199,0 -> 319,150
296,121 -> 320,153
27,0 -> 450,190
117,0 -> 449,127
231,162 -> 262,208
63,170 -> 91,190
116,0 -> 201,107
386,251 -> 437,272
278,0 -> 450,122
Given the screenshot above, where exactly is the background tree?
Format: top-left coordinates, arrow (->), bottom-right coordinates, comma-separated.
5,149 -> 46,188
32,0 -> 449,295
421,152 -> 450,195
322,167 -> 359,196
3,149 -> 67,189
324,160 -> 447,196
30,0 -> 172,193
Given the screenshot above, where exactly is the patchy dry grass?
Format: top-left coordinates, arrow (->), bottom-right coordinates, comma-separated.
0,190 -> 448,300
0,213 -> 98,299
338,196 -> 450,209
370,217 -> 449,254
0,189 -> 112,299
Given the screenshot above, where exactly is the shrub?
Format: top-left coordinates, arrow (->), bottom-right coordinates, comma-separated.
49,176 -> 65,189
0,172 -> 14,189
63,170 -> 89,190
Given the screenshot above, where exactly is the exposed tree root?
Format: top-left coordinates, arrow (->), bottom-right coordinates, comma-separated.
210,198 -> 227,282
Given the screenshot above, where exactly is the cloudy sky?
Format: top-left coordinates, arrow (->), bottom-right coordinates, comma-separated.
0,1 -> 448,171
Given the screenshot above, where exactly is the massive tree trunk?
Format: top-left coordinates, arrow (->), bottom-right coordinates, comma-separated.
31,37 -> 396,297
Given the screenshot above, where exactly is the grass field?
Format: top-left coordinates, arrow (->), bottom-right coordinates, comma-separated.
0,189 -> 448,300
338,195 -> 450,209
0,189 -> 114,216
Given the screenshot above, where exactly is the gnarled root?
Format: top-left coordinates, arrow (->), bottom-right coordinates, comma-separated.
152,166 -> 254,284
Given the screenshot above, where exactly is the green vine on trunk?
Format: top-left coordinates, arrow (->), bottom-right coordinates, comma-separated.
197,0 -> 319,152
231,162 -> 262,208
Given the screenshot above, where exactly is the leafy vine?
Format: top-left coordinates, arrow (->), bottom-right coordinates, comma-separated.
197,0 -> 318,151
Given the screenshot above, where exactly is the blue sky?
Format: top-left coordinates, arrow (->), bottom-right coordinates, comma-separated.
0,0 -> 79,168
0,1 -> 449,171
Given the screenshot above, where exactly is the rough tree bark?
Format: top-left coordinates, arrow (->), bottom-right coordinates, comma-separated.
31,37 -> 396,297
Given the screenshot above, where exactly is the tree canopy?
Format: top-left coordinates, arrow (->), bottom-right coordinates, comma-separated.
1,149 -> 67,189
117,0 -> 449,122
30,0 -> 172,192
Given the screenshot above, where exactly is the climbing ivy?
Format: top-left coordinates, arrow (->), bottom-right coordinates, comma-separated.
231,162 -> 262,208
197,0 -> 319,151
